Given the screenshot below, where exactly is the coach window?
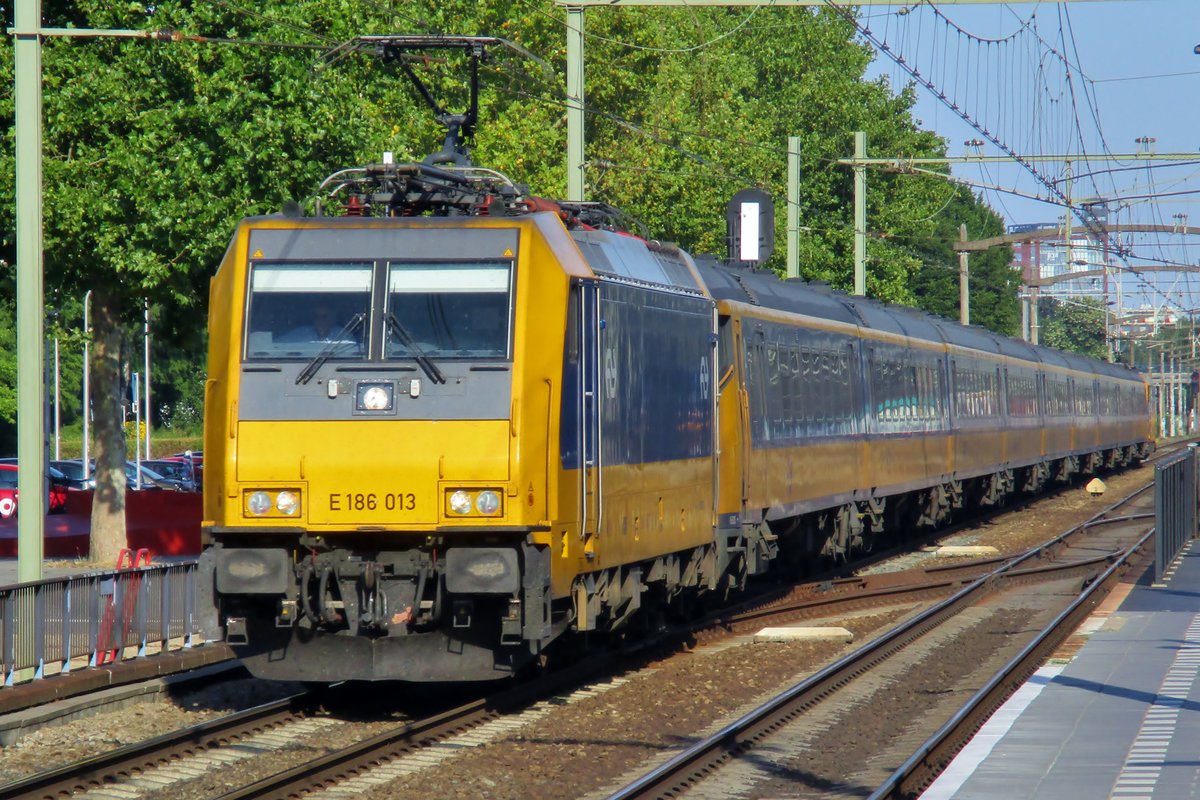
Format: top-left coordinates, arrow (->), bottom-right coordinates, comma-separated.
717,318 -> 734,389
244,262 -> 372,361
800,348 -> 814,424
385,261 -> 513,360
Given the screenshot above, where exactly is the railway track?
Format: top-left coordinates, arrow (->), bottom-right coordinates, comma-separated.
600,479 -> 1158,800
209,656 -> 630,800
207,479 -> 1159,800
869,529 -> 1153,800
0,691 -> 313,799
3,450 -> 1177,800
695,474 -> 1156,644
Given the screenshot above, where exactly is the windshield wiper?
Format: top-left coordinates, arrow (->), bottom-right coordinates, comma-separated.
295,313 -> 367,385
386,313 -> 446,384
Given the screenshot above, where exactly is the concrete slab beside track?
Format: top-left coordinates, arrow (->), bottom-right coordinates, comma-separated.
924,541 -> 1200,799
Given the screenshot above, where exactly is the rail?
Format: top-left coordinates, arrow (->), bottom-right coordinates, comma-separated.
0,557 -> 202,685
868,527 -> 1154,799
1154,443 -> 1197,582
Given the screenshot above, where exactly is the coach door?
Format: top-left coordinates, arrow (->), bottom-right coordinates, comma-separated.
577,281 -> 602,552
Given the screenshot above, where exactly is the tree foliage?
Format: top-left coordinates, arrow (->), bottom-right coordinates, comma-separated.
0,2 -> 1019,552
1037,297 -> 1108,361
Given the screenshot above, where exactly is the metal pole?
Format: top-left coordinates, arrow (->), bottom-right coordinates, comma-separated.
565,6 -> 585,202
1021,292 -> 1029,341
1103,264 -> 1112,362
958,224 -> 969,325
1160,350 -> 1167,439
1030,285 -> 1040,345
787,136 -> 800,280
1171,356 -> 1179,438
143,300 -> 151,462
53,337 -> 59,461
853,131 -> 867,296
82,290 -> 90,484
15,0 -> 45,582
1064,160 -> 1073,282
132,373 -> 142,490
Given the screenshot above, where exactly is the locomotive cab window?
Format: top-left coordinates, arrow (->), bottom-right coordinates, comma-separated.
385,261 -> 513,360
244,262 -> 372,360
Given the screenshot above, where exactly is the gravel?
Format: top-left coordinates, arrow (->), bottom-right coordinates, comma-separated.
0,676 -> 304,783
0,461 -> 1156,799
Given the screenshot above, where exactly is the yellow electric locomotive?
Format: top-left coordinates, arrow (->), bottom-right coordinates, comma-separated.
199,163 -> 722,680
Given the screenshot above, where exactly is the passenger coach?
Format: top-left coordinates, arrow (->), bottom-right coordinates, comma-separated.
699,260 -> 1150,583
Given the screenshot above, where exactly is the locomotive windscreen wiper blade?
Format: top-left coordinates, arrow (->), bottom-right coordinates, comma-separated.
386,312 -> 446,384
295,313 -> 367,385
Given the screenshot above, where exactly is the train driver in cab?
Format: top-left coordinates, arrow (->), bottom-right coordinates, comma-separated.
279,302 -> 364,355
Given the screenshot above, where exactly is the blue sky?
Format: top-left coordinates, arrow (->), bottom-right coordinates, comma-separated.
861,0 -> 1200,313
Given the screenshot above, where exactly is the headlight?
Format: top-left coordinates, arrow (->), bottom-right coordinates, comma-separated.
449,490 -> 472,515
275,490 -> 299,515
247,491 -> 272,516
356,382 -> 394,411
475,490 -> 501,515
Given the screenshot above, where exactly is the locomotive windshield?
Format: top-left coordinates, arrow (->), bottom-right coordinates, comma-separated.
242,259 -> 513,363
245,263 -> 372,360
385,261 -> 512,360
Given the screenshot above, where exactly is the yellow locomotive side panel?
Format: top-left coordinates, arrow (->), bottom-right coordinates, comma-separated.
203,221 -> 254,530
715,368 -> 746,518
594,458 -> 714,570
510,216 -> 579,593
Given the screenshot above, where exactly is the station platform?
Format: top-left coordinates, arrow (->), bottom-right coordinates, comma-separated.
923,540 -> 1200,799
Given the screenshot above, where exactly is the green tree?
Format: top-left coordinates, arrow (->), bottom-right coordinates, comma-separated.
0,1 -> 1028,560
1,1 -> 414,559
906,188 -> 1020,335
1038,297 -> 1107,360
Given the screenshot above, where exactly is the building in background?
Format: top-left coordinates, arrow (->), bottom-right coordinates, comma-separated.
1009,221 -> 1108,301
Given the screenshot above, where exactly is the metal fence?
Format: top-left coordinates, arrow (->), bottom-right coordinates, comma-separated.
1155,443 -> 1198,583
0,560 -> 200,686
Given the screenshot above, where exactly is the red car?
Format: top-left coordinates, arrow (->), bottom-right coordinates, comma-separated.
0,464 -> 69,518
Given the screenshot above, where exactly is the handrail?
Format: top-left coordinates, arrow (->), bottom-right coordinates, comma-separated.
0,559 -> 204,686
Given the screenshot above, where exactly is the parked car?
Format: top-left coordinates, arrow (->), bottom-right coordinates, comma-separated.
126,461 -> 180,490
48,459 -> 180,491
0,458 -> 72,482
0,464 -> 68,517
170,451 -> 203,467
50,459 -> 92,490
143,458 -> 200,492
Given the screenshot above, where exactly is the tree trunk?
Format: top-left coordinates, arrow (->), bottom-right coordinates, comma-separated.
89,288 -> 127,563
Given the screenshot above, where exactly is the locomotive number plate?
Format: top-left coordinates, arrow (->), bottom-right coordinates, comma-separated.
328,492 -> 416,513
